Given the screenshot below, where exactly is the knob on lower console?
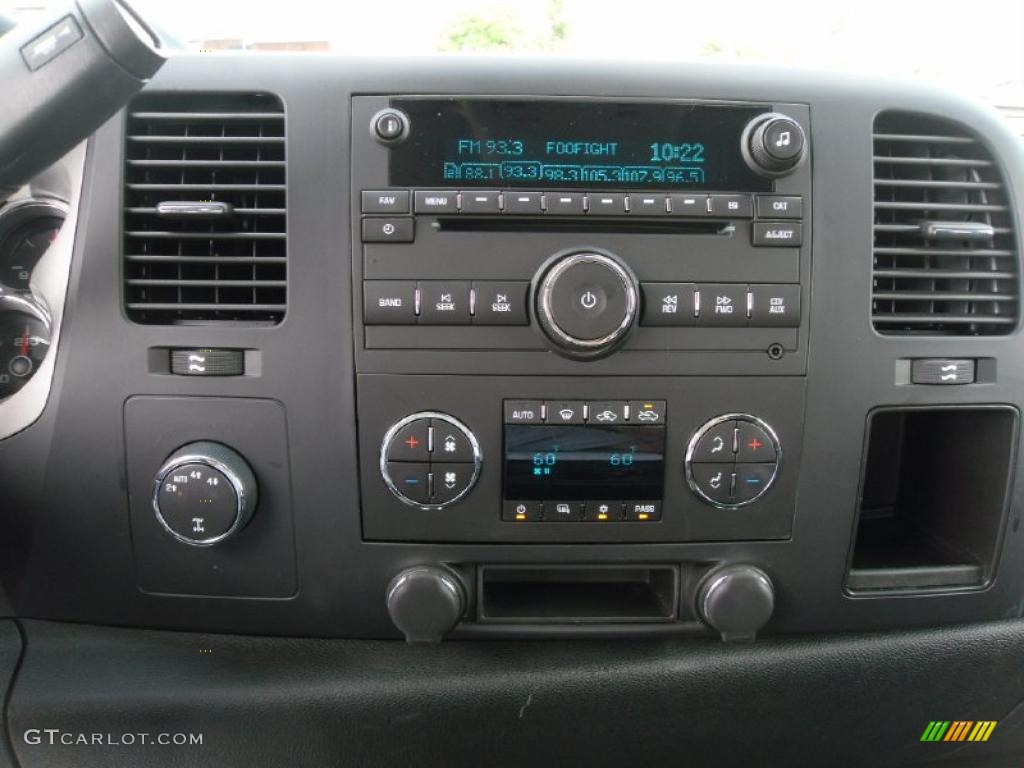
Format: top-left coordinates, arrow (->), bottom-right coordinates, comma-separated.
535,250 -> 638,358
696,564 -> 775,643
152,441 -> 258,546
742,113 -> 806,177
387,565 -> 466,643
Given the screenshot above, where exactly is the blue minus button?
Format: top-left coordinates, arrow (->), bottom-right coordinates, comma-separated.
735,464 -> 776,503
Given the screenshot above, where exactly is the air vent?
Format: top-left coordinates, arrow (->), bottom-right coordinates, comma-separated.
123,93 -> 286,324
872,112 -> 1018,335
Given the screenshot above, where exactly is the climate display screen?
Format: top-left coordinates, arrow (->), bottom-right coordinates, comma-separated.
504,425 -> 665,501
387,98 -> 771,191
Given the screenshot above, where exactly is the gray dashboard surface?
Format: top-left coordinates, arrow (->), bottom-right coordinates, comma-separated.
6,618 -> 1024,768
0,621 -> 19,768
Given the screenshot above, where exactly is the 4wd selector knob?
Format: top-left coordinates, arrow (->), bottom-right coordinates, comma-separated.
152,441 -> 258,546
743,113 -> 806,177
535,251 -> 638,358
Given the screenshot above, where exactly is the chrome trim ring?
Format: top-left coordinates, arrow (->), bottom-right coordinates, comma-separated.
151,443 -> 256,547
536,252 -> 638,353
380,411 -> 482,511
684,413 -> 782,509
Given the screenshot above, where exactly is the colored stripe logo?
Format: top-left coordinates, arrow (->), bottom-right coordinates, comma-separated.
921,721 -> 997,742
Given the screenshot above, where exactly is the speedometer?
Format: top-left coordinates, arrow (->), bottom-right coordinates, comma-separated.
0,293 -> 51,400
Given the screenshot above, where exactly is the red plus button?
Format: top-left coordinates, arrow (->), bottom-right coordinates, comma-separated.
736,422 -> 777,463
386,418 -> 431,462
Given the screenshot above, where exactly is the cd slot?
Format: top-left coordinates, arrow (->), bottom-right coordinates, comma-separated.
434,217 -> 733,235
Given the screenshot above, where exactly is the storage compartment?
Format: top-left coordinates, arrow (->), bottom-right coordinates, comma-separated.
478,566 -> 678,623
846,407 -> 1017,591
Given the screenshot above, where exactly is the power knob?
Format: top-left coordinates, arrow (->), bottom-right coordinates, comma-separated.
742,113 -> 806,177
386,566 -> 466,643
152,441 -> 258,546
696,564 -> 775,643
534,250 -> 638,359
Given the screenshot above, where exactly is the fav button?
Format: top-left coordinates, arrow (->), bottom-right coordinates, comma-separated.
419,281 -> 471,324
361,190 -> 410,214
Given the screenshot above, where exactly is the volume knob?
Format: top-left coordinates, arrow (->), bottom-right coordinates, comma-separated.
743,113 -> 806,177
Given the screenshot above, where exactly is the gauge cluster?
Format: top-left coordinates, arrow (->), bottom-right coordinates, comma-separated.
0,198 -> 65,401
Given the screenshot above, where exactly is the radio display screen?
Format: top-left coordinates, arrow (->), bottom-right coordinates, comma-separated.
504,424 -> 665,501
387,98 -> 772,191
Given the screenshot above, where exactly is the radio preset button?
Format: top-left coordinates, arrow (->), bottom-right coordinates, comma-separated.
414,190 -> 459,214
696,284 -> 747,327
546,401 -> 586,424
364,280 -> 417,325
749,284 -> 800,327
755,195 -> 802,219
691,421 -> 737,462
630,194 -> 669,216
460,190 -> 501,214
418,281 -> 471,324
544,192 -> 587,215
472,281 -> 529,325
708,194 -> 752,218
641,282 -> 696,326
628,400 -> 666,424
669,193 -> 710,216
624,501 -> 662,521
752,221 -> 802,246
503,501 -> 543,522
361,190 -> 410,214
361,217 -> 414,243
504,401 -> 544,424
588,192 -> 628,216
502,191 -> 543,214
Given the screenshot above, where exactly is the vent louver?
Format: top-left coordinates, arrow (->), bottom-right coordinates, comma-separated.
123,93 -> 286,324
872,111 -> 1019,335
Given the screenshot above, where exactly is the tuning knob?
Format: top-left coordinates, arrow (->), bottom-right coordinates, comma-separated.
743,113 -> 806,177
386,566 -> 466,643
696,564 -> 775,643
534,250 -> 638,359
152,441 -> 258,546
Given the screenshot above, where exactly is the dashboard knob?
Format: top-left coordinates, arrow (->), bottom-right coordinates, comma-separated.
696,564 -> 775,643
535,251 -> 638,358
743,113 -> 806,177
386,565 -> 465,643
152,441 -> 258,546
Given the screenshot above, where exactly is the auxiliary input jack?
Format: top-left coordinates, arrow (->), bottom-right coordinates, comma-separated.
767,343 -> 784,360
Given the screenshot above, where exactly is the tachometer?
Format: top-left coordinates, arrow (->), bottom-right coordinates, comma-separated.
0,293 -> 51,400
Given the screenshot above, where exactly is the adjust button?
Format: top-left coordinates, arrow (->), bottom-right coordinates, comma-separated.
752,221 -> 802,246
419,281 -> 471,325
641,282 -> 696,326
363,280 -> 417,325
386,418 -> 431,462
